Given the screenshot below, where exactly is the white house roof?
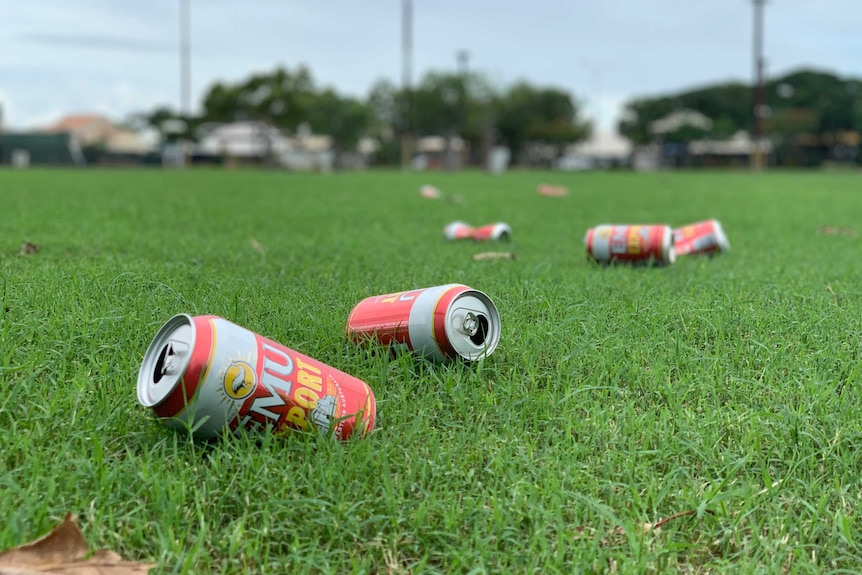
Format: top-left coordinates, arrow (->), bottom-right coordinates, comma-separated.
650,109 -> 713,135
568,131 -> 632,159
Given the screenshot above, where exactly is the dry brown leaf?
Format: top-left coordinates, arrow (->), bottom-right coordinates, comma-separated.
472,252 -> 516,261
642,509 -> 700,533
0,513 -> 153,575
19,242 -> 40,256
818,226 -> 858,237
580,509 -> 709,547
249,237 -> 267,256
537,183 -> 568,197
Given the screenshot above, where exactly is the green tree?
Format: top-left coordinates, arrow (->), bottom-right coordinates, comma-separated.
619,68 -> 862,149
495,83 -> 590,162
303,89 -> 372,154
200,65 -> 316,130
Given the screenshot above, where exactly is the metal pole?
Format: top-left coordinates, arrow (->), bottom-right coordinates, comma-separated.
180,0 -> 191,117
400,0 -> 413,171
752,0 -> 767,171
452,50 -> 469,170
179,0 -> 191,167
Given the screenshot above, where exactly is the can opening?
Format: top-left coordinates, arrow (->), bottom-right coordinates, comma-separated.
469,315 -> 489,346
152,343 -> 171,384
152,341 -> 187,384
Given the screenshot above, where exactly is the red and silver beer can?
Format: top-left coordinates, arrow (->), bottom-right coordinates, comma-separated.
137,314 -> 376,441
673,219 -> 730,257
472,222 -> 512,241
585,224 -> 675,266
346,284 -> 501,361
443,221 -> 474,241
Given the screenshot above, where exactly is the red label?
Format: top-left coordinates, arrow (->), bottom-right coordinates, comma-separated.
673,221 -> 719,256
345,288 -> 426,347
232,335 -> 375,440
608,225 -> 666,262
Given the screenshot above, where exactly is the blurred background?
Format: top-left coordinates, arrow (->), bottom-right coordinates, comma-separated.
0,0 -> 859,172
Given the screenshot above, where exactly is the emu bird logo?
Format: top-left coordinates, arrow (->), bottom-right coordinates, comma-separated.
223,361 -> 256,400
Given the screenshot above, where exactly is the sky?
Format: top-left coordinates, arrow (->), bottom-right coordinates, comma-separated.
1,0 -> 861,134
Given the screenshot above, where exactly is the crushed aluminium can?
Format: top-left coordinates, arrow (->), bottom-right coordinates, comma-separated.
471,222 -> 512,241
137,314 -> 376,441
346,284 -> 501,361
443,221 -> 474,241
585,224 -> 675,266
673,219 -> 730,257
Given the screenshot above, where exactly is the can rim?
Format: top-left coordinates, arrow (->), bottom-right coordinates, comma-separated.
137,313 -> 195,407
444,288 -> 502,361
662,225 -> 676,265
491,222 -> 512,241
711,219 -> 731,252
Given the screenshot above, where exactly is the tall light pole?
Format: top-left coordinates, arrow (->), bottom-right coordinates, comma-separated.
180,0 -> 191,117
751,0 -> 767,171
450,49 -> 469,170
179,0 -> 191,166
400,0 -> 413,171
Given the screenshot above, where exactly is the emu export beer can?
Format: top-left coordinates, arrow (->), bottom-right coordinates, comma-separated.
346,284 -> 501,361
443,221 -> 474,240
137,314 -> 376,441
585,224 -> 675,266
673,219 -> 730,257
472,222 -> 512,241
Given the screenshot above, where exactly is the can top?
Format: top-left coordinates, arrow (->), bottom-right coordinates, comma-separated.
444,288 -> 501,361
137,314 -> 195,408
489,222 -> 512,241
662,225 -> 676,265
711,219 -> 731,252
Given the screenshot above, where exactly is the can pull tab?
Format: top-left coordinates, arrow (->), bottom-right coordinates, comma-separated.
153,340 -> 190,383
451,310 -> 489,346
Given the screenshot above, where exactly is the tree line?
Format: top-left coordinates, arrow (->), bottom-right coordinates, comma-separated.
135,65 -> 591,166
619,68 -> 862,165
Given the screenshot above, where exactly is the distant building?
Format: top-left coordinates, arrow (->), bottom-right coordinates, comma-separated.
688,131 -> 773,167
413,136 -> 467,170
42,113 -> 156,162
0,132 -> 84,166
46,114 -> 115,147
556,131 -> 633,170
196,121 -> 339,171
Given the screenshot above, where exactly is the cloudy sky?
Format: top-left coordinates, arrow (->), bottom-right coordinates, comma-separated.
1,0 -> 860,132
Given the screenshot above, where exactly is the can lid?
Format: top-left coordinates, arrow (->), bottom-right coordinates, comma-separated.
444,289 -> 501,361
137,314 -> 195,407
662,225 -> 676,265
491,222 -> 512,241
711,219 -> 731,252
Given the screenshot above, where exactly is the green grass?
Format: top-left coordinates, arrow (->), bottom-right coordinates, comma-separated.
2,168 -> 862,573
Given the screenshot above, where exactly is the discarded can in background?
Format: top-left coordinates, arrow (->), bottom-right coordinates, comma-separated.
443,221 -> 474,241
537,183 -> 568,197
137,314 -> 376,441
673,219 -> 730,257
420,184 -> 442,199
346,284 -> 501,361
472,222 -> 512,241
585,224 -> 675,266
